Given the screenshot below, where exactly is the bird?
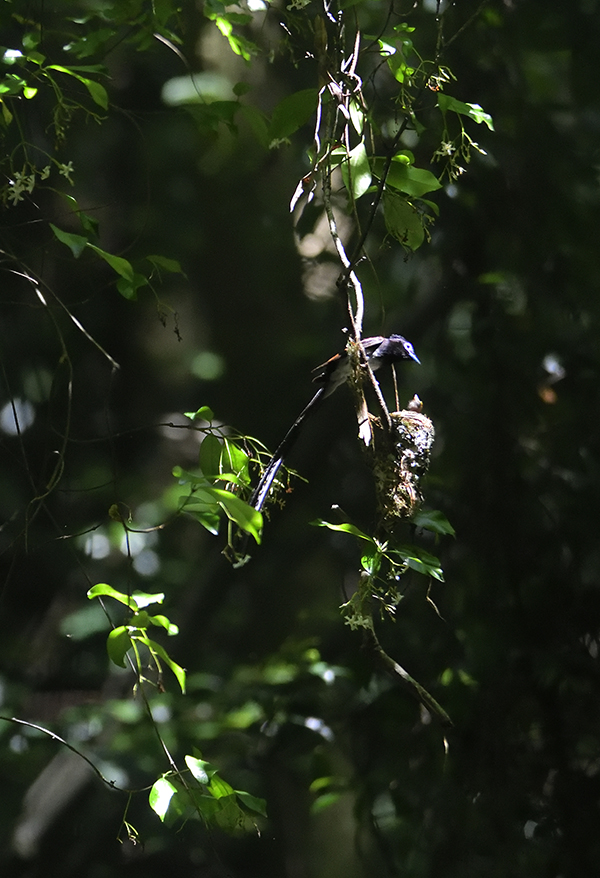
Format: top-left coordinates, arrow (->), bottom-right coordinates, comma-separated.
248,335 -> 420,515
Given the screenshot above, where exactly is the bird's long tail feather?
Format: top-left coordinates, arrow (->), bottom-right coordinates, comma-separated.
250,387 -> 325,512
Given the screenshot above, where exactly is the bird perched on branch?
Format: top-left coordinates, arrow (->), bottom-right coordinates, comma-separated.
249,334 -> 420,514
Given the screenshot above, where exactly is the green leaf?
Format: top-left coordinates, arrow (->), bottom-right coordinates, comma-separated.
341,141 -> 372,201
107,626 -> 132,667
199,433 -> 222,476
1,99 -> 13,125
437,94 -> 494,130
46,64 -> 108,109
182,504 -> 221,535
131,610 -> 177,636
211,488 -> 262,543
212,16 -> 256,61
50,223 -> 88,258
393,149 -> 414,165
222,438 -> 249,481
236,790 -> 268,817
1,49 -> 24,65
173,466 -> 212,487
87,583 -> 136,609
185,754 -> 210,784
311,519 -> 374,542
412,509 -> 456,536
143,637 -> 186,693
146,254 -> 185,274
225,700 -> 263,728
184,405 -> 214,422
129,610 -> 151,629
116,272 -> 148,301
372,157 -> 442,197
208,774 -> 235,799
131,590 -> 165,609
379,39 -> 414,84
348,98 -> 365,135
214,796 -> 246,832
361,544 -> 382,576
233,80 -> 251,96
269,88 -> 319,141
81,77 -> 108,109
87,244 -> 134,281
79,211 -> 99,236
393,544 -> 444,581
0,75 -> 27,97
192,793 -> 222,819
239,103 -> 269,148
420,197 -> 440,217
87,583 -> 165,610
148,614 -> 179,636
382,190 -> 424,251
149,776 -> 178,821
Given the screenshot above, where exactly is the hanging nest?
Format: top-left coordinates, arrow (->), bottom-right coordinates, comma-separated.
367,402 -> 435,526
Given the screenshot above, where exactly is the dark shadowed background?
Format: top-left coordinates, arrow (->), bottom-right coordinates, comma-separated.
2,1 -> 600,876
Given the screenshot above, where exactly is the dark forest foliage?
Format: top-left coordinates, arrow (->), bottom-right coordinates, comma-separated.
2,1 -> 600,876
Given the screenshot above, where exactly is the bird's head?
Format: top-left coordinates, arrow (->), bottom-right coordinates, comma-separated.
387,334 -> 421,365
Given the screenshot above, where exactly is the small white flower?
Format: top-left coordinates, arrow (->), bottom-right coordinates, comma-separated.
58,161 -> 74,182
7,178 -> 25,204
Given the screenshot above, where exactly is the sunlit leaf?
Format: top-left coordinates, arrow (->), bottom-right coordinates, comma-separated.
46,64 -> 108,108
131,590 -> 165,609
148,614 -> 179,635
149,776 -> 178,821
185,754 -> 210,784
393,544 -> 444,581
143,637 -> 186,693
341,141 -> 372,200
311,519 -> 374,542
184,405 -> 214,422
208,773 -> 235,799
437,93 -> 494,130
87,583 -> 165,610
372,157 -> 442,197
348,98 -> 364,135
221,438 -> 249,479
361,544 -> 382,576
211,488 -> 262,543
80,77 -> 108,109
87,583 -> 136,609
107,626 -> 132,667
